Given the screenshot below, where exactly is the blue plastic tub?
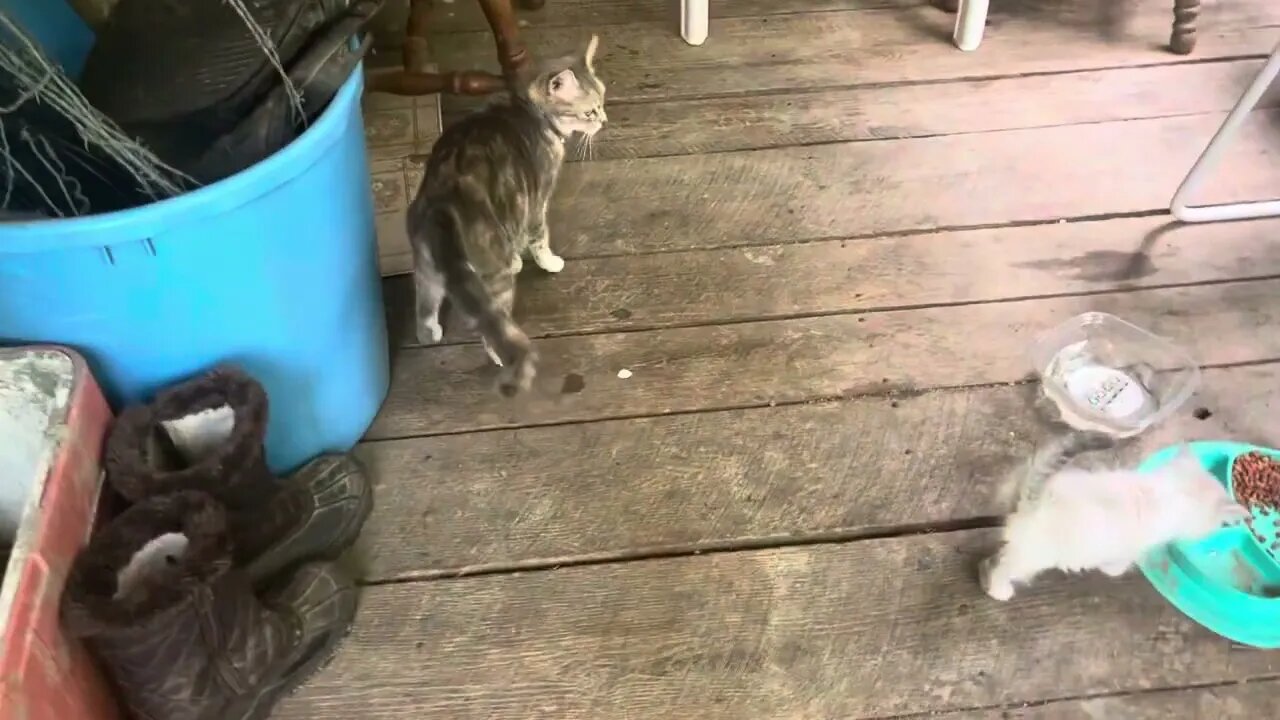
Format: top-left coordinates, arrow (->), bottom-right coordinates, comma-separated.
0,0 -> 93,77
0,5 -> 389,472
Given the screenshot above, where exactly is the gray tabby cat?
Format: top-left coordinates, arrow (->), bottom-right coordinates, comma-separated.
406,35 -> 607,395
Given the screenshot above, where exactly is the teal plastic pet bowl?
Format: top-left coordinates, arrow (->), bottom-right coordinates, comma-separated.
1137,441 -> 1280,648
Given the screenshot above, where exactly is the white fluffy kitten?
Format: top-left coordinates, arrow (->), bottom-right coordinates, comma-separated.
980,435 -> 1249,601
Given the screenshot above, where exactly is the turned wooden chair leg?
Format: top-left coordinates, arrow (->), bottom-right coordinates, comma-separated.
403,0 -> 432,73
1170,0 -> 1199,55
478,0 -> 533,76
367,0 -> 542,96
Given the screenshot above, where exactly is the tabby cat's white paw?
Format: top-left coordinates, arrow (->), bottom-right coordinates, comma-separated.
534,252 -> 565,273
418,319 -> 444,344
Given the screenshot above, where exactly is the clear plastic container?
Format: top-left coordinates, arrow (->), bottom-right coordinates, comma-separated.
1029,312 -> 1200,437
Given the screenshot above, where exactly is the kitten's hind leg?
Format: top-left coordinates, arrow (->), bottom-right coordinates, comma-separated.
529,219 -> 565,273
979,555 -> 1015,601
414,267 -> 447,344
980,546 -> 1046,601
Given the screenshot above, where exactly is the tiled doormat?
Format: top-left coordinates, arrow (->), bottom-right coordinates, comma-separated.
363,76 -> 441,277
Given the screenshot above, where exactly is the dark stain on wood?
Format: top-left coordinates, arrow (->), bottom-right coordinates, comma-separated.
1017,249 -> 1158,281
561,373 -> 586,394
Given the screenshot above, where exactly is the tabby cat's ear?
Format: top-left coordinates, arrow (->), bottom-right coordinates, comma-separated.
548,68 -> 581,101
584,34 -> 600,72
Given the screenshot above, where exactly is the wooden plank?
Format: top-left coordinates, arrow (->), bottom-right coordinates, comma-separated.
588,109 -> 1278,250
400,68 -> 1279,271
545,60 -> 1280,160
431,1 -> 1280,104
537,111 -> 1280,257
381,216 -> 1280,342
429,0 -> 920,34
974,682 -> 1280,719
368,278 -> 1280,439
356,362 -> 1280,580
278,531 -> 1280,719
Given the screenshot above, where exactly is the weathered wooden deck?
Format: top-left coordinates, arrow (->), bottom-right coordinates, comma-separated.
283,1 -> 1280,716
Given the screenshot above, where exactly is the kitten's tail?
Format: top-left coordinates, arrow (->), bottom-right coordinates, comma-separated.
419,206 -> 537,396
996,430 -> 1117,510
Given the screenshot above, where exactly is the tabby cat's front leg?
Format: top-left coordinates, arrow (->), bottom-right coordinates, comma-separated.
528,217 -> 565,273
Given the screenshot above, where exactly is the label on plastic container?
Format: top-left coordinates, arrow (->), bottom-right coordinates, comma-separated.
1062,364 -> 1151,423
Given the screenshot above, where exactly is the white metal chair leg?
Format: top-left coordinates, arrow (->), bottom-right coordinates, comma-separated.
954,0 -> 989,52
1171,39 -> 1280,222
681,0 -> 708,46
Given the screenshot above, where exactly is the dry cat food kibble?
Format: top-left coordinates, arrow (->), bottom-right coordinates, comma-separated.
1231,452 -> 1280,514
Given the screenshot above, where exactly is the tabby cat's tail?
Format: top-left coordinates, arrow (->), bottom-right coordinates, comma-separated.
420,206 -> 537,396
455,266 -> 537,396
996,430 -> 1117,510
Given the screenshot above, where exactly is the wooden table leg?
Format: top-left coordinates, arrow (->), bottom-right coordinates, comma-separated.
1170,0 -> 1199,55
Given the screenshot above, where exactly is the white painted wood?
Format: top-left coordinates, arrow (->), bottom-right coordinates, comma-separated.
681,0 -> 709,46
954,0 -> 989,51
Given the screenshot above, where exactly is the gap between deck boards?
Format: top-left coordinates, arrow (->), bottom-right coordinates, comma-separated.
360,515 -> 1004,585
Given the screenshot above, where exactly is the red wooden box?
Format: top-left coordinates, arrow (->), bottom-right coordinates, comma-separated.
0,347 -> 119,720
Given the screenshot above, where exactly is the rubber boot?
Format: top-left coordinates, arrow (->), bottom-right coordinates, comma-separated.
104,366 -> 373,584
62,491 -> 356,720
